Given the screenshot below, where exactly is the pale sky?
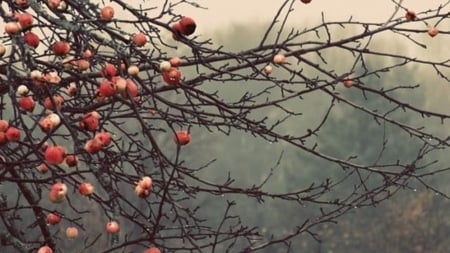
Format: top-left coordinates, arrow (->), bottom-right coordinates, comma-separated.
180,0 -> 449,33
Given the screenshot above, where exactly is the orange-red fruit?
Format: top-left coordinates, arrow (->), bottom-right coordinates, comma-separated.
39,117 -> 55,132
100,6 -> 114,21
138,176 -> 153,189
37,163 -> 49,173
162,67 -> 181,85
23,31 -> 40,48
273,54 -> 286,64
0,120 -> 9,132
144,248 -> 161,253
65,227 -> 78,239
65,154 -> 78,167
47,212 -> 62,225
48,0 -> 61,9
300,0 -> 312,3
5,127 -> 21,142
76,59 -> 90,71
99,79 -> 117,97
5,22 -> 21,35
343,79 -> 353,88
179,17 -> 196,36
44,95 -> 64,110
79,182 -> 94,196
173,130 -> 191,145
38,246 -> 53,253
52,41 -> 70,56
44,145 -> 66,164
101,63 -> 117,77
132,33 -> 147,47
85,138 -> 103,154
135,184 -> 150,198
18,13 -> 33,28
127,65 -> 139,76
82,49 -> 93,59
121,79 -> 138,98
171,23 -> 183,40
94,131 -> 112,146
405,10 -> 416,21
428,27 -> 439,37
49,182 -> 67,203
169,57 -> 182,67
18,96 -> 35,112
106,221 -> 120,234
79,112 -> 99,131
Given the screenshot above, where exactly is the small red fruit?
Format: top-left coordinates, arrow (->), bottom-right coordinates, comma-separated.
85,138 -> 103,154
343,79 -> 353,88
101,63 -> 117,77
0,120 -> 9,132
135,184 -> 150,198
48,0 -> 61,9
94,131 -> 112,146
5,22 -> 21,35
79,182 -> 94,196
52,41 -> 70,56
5,127 -> 21,142
79,112 -> 99,131
300,0 -> 312,3
37,163 -> 49,173
100,6 -> 114,21
44,95 -> 64,111
169,57 -> 182,67
18,13 -> 33,29
171,23 -> 183,40
273,54 -> 286,64
23,31 -> 40,48
65,154 -> 78,167
99,79 -> 117,97
38,246 -> 53,253
179,17 -> 196,36
162,67 -> 181,85
132,32 -> 147,47
76,59 -> 90,71
127,65 -> 139,76
428,27 -> 439,37
18,96 -> 35,112
47,212 -> 62,225
144,247 -> 161,253
173,130 -> 191,145
405,10 -> 416,21
106,221 -> 120,234
44,145 -> 66,164
49,182 -> 67,203
65,226 -> 78,239
138,176 -> 153,189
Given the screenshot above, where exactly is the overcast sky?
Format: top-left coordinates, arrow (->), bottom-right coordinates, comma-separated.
181,0 -> 449,33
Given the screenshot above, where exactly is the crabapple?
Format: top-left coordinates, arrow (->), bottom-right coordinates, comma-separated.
405,10 -> 416,21
138,176 -> 153,189
99,79 -> 117,97
263,65 -> 272,75
343,79 -> 353,88
273,54 -> 286,64
169,57 -> 182,67
173,130 -> 191,145
47,212 -> 62,225
179,17 -> 196,36
171,23 -> 183,40
18,12 -> 33,28
79,182 -> 94,196
37,163 -> 49,173
159,61 -> 171,72
101,63 -> 117,77
132,32 -> 147,47
52,41 -> 70,56
23,31 -> 40,48
106,221 -> 120,234
127,65 -> 139,76
5,127 -> 21,142
0,120 -> 9,132
79,112 -> 100,131
143,247 -> 161,253
95,131 -> 112,146
38,246 -> 53,253
18,96 -> 35,112
162,67 -> 181,85
65,226 -> 78,239
428,27 -> 439,37
100,6 -> 114,21
5,22 -> 21,35
85,138 -> 103,154
44,145 -> 66,164
49,182 -> 67,203
16,84 -> 29,95
65,154 -> 78,167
